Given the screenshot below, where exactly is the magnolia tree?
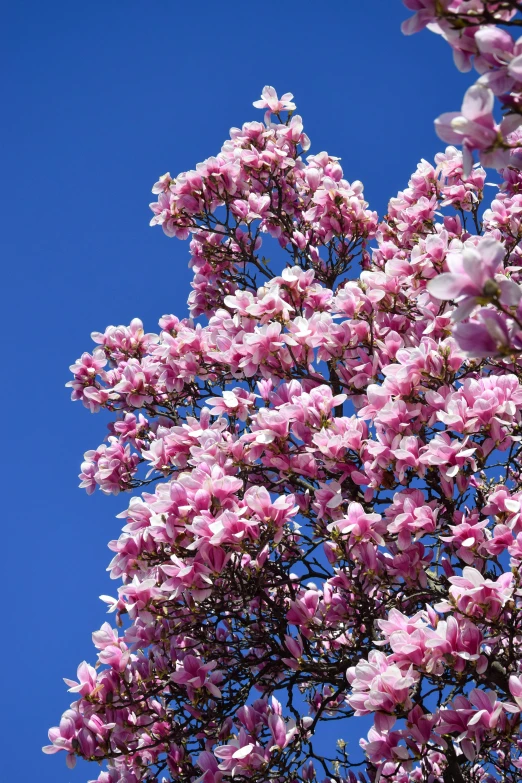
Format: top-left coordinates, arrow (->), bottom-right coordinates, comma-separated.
44,3 -> 522,782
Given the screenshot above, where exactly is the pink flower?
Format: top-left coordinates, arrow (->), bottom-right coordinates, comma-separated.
435,566 -> 514,620
467,689 -> 506,731
284,634 -> 303,662
435,84 -> 508,173
347,650 -> 418,716
440,518 -> 488,565
151,172 -> 173,194
63,661 -> 97,696
427,236 -> 520,320
267,698 -> 297,750
483,524 -> 514,557
361,724 -> 409,775
214,728 -> 267,775
419,433 -> 476,480
113,360 -> 155,408
453,308 -> 512,357
207,388 -> 255,421
286,587 -> 322,638
171,654 -> 222,699
425,615 -> 485,674
195,751 -> 223,783
327,502 -> 384,546
253,86 -> 296,114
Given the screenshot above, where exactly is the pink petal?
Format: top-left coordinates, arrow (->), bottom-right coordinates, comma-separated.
427,273 -> 464,300
233,744 -> 254,760
434,113 -> 464,145
508,53 -> 522,79
462,84 -> 494,123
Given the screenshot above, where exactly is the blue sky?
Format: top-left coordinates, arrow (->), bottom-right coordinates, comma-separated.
2,2 -> 476,781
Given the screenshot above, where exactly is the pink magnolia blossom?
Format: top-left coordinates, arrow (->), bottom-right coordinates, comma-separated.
213,728 -> 268,775
347,651 -> 418,716
171,654 -> 222,699
436,566 -> 514,620
427,236 -> 521,318
453,307 -> 514,357
435,84 -> 511,173
63,662 -> 98,696
253,86 -> 296,114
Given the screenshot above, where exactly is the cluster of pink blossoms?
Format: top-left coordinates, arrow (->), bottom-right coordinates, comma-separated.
45,6 -> 522,783
404,1 -> 522,172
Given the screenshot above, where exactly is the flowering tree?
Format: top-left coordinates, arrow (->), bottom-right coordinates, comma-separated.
44,3 -> 522,783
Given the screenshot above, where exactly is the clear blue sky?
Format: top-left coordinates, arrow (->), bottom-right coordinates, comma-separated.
1,2 -> 476,781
